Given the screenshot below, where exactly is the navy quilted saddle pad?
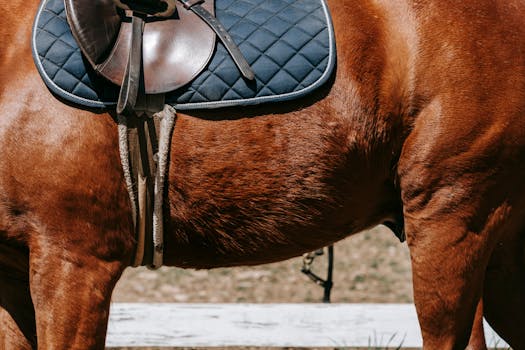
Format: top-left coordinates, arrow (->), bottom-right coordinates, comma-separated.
32,0 -> 336,110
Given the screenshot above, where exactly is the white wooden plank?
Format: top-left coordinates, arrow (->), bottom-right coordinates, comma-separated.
106,303 -> 509,348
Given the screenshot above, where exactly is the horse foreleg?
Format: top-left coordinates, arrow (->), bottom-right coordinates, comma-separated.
29,248 -> 125,350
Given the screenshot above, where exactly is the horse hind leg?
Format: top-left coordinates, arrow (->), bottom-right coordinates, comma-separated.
483,230 -> 525,349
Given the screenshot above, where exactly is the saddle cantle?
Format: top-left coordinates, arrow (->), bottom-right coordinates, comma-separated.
65,0 -> 216,93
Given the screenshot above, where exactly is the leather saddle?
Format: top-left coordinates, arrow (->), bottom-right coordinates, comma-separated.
65,0 -> 216,93
63,0 -> 254,269
65,0 -> 253,94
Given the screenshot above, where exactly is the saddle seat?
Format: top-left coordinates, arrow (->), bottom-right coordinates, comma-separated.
65,0 -> 216,93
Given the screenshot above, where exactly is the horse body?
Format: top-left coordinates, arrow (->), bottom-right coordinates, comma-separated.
1,0 -> 524,349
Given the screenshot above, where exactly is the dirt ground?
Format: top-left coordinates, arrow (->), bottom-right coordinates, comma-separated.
110,225 -> 413,350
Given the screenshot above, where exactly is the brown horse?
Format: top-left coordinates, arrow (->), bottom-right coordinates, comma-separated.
1,0 -> 525,348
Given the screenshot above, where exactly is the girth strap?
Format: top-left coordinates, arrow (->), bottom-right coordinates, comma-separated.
118,97 -> 175,268
115,1 -> 251,268
151,105 -> 176,268
116,11 -> 176,268
127,114 -> 156,266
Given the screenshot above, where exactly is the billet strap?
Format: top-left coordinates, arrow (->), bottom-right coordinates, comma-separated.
115,9 -> 175,268
119,111 -> 157,267
131,115 -> 157,266
179,0 -> 255,81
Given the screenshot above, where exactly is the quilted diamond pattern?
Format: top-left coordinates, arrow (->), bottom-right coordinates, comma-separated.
33,0 -> 120,106
33,0 -> 335,109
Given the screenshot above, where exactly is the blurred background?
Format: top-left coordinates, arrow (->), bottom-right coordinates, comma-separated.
111,226 -> 414,350
113,225 -> 413,304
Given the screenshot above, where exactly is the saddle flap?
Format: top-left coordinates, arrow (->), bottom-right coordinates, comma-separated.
65,0 -> 122,66
66,0 -> 216,94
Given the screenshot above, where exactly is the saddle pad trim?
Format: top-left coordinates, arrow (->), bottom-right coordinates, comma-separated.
32,0 -> 336,110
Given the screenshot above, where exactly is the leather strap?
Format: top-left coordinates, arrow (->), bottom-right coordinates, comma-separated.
117,14 -> 145,115
127,113 -> 157,266
179,0 -> 255,81
151,105 -> 176,268
180,0 -> 203,8
121,97 -> 175,268
116,12 -> 168,267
